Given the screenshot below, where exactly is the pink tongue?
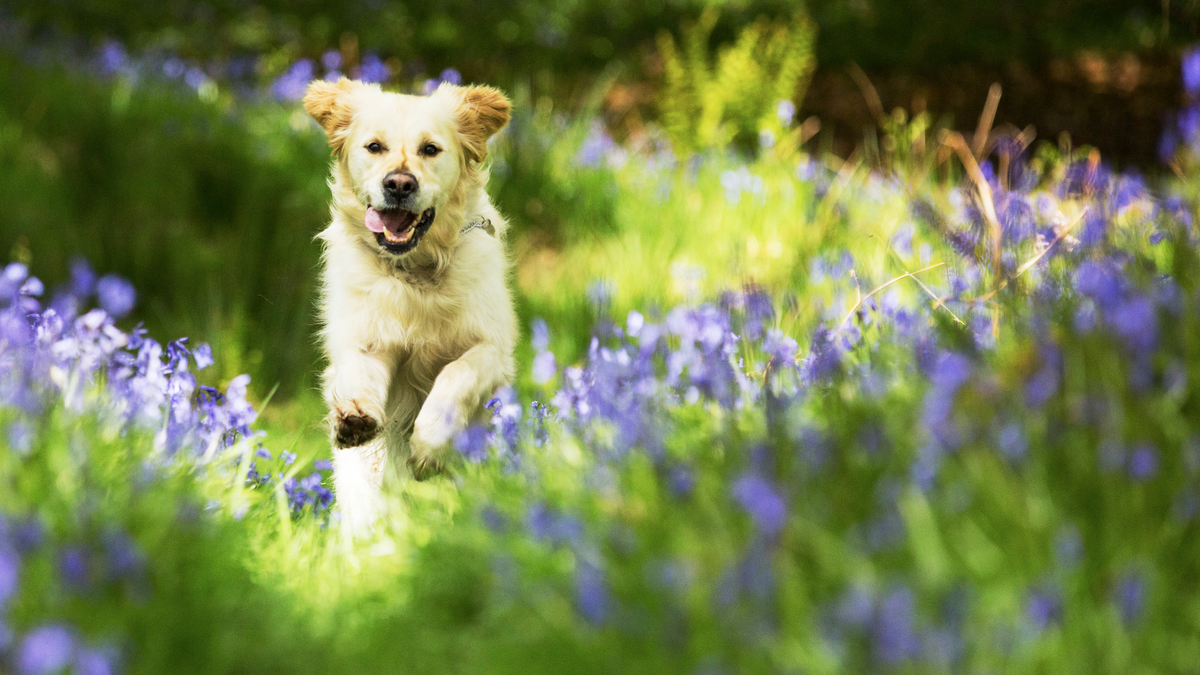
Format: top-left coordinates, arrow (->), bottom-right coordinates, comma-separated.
364,207 -> 388,234
364,207 -> 418,237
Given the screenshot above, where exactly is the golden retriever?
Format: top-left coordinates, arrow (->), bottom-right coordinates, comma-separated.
303,78 -> 515,534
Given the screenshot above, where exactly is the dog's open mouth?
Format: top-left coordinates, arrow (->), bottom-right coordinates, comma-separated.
364,206 -> 435,254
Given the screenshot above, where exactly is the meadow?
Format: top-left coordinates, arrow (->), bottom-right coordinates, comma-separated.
3,9 -> 1200,675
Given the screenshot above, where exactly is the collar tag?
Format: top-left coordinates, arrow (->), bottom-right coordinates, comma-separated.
460,217 -> 495,237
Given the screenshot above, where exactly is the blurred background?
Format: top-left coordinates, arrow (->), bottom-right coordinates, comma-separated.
8,3 -> 1200,672
0,0 -> 1196,401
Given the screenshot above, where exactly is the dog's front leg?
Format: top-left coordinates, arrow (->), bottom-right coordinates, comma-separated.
324,348 -> 396,535
409,343 -> 510,479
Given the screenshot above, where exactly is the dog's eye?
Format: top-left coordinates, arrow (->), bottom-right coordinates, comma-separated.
366,141 -> 384,154
421,143 -> 441,157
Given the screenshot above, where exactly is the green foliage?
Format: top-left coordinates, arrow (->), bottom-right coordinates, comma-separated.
657,9 -> 815,155
0,55 -> 331,395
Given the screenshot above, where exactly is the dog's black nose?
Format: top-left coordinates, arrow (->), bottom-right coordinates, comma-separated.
383,171 -> 417,198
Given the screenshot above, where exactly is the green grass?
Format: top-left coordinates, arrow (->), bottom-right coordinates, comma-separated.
5,50 -> 1200,675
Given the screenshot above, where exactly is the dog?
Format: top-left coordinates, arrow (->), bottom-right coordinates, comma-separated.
303,77 -> 516,534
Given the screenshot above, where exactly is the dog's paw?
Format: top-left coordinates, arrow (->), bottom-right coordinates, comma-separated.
407,452 -> 445,481
334,412 -> 380,448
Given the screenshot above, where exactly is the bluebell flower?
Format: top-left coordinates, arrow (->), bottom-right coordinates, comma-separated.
439,68 -> 462,85
73,647 -> 117,675
874,586 -> 920,664
1026,587 -> 1062,632
1182,107 -> 1200,145
162,57 -> 186,79
667,464 -> 695,498
453,424 -> 490,463
1128,444 -> 1160,481
192,343 -> 213,370
96,275 -> 135,318
1115,571 -> 1146,625
526,503 -> 583,548
1026,342 -> 1060,408
1077,209 -> 1108,248
835,584 -> 875,628
313,459 -> 333,471
996,422 -> 1027,461
1108,295 -> 1157,353
17,624 -> 76,675
730,473 -> 786,536
98,41 -> 127,75
272,59 -> 315,101
103,530 -> 144,580
321,49 -> 342,71
575,559 -> 609,625
1184,48 -> 1200,96
531,351 -> 556,384
0,547 -> 18,604
358,53 -> 388,83
998,193 -> 1036,242
804,327 -> 842,382
8,420 -> 33,454
59,546 -> 89,590
530,317 -> 550,352
70,258 -> 96,298
1159,122 -> 1180,163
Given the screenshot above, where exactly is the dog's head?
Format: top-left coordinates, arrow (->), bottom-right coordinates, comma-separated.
303,78 -> 510,256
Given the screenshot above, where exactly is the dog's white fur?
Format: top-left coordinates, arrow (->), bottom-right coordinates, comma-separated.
303,78 -> 516,535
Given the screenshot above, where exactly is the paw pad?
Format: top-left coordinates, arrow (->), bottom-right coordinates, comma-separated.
334,413 -> 380,448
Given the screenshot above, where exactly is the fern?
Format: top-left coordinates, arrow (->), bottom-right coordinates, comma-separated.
656,9 -> 815,156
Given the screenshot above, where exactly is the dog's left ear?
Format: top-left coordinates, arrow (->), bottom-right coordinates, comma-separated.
304,78 -> 366,154
446,84 -> 511,163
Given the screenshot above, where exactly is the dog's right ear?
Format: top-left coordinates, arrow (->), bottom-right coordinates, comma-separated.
303,78 -> 363,154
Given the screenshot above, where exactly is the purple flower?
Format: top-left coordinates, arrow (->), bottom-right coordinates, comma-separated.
96,275 -> 135,318
70,258 -> 96,298
804,328 -> 842,382
575,560 -> 609,625
0,547 -> 18,604
931,352 -> 972,390
530,318 -> 550,352
531,351 -> 557,385
1115,572 -> 1146,625
439,68 -> 462,85
1128,445 -> 1160,481
272,59 -> 315,102
98,41 -> 127,75
667,464 -> 695,498
526,503 -> 583,548
1184,48 -> 1200,96
192,343 -> 213,370
453,424 -> 491,463
321,49 -> 342,71
358,53 -> 389,83
996,422 -> 1027,461
731,474 -> 786,536
1026,588 -> 1062,631
874,586 -> 920,664
1108,295 -> 1157,353
17,624 -> 76,675
59,547 -> 89,589
313,459 -> 333,471
73,647 -> 117,675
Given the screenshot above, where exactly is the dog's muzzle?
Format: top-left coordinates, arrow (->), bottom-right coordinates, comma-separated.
364,206 -> 436,254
